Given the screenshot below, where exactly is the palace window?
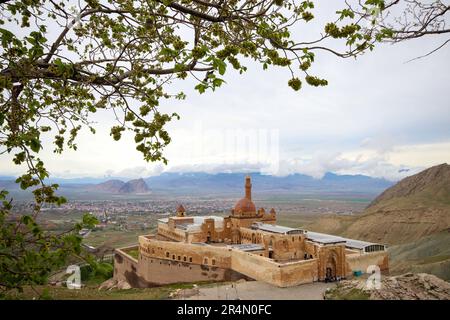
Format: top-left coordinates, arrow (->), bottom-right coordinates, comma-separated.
166,252 -> 169,258
183,256 -> 187,262
178,255 -> 181,260
189,257 -> 193,262
212,259 -> 216,266
204,258 -> 208,265
172,254 -> 175,260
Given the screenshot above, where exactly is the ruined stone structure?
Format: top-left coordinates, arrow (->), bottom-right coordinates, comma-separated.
114,176 -> 389,288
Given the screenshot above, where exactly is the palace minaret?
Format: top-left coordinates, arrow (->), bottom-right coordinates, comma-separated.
245,175 -> 252,200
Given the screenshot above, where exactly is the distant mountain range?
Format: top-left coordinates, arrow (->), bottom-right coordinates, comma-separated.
0,171 -> 393,197
87,178 -> 150,194
144,172 -> 393,195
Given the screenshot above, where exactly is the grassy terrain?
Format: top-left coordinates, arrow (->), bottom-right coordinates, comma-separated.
6,285 -> 177,300
5,281 -> 222,300
302,214 -> 358,235
324,286 -> 370,300
388,230 -> 450,281
83,228 -> 147,248
126,248 -> 139,259
274,213 -> 318,229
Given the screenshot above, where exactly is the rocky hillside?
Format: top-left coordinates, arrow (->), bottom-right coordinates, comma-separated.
88,178 -> 150,194
388,230 -> 450,281
325,273 -> 450,300
342,163 -> 450,245
88,179 -> 125,193
368,163 -> 450,209
118,178 -> 150,194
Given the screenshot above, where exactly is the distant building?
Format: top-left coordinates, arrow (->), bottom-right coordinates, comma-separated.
114,176 -> 388,287
78,228 -> 91,237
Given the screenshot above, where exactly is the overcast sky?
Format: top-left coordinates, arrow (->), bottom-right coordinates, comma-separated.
1,2 -> 449,180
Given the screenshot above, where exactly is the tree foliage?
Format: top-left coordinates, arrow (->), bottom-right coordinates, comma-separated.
0,0 -> 416,294
347,0 -> 450,60
0,189 -> 98,295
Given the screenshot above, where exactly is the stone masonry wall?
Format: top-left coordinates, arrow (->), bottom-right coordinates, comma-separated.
346,251 -> 389,276
114,247 -> 152,288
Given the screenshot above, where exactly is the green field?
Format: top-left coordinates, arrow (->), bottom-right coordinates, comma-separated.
83,228 -> 149,248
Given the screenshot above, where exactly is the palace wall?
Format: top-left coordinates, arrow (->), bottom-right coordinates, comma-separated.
230,250 -> 280,284
114,246 -> 153,288
278,259 -> 319,286
114,237 -> 389,287
158,218 -> 233,243
345,251 -> 389,276
139,236 -> 233,268
137,256 -> 248,285
304,240 -> 318,257
135,236 -> 321,287
115,231 -> 389,288
230,250 -> 319,287
239,227 -> 307,261
199,217 -> 232,242
136,237 -> 254,284
157,222 -> 186,242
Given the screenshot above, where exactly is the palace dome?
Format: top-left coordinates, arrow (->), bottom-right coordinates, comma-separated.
234,197 -> 256,214
233,175 -> 256,214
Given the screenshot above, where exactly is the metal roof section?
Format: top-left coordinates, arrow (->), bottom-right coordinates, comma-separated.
229,244 -> 265,252
251,222 -> 305,235
176,224 -> 190,230
306,231 -> 386,252
306,231 -> 347,245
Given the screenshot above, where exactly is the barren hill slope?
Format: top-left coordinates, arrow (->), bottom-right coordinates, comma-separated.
342,163 -> 450,245
87,179 -> 125,193
87,178 -> 150,194
118,178 -> 150,194
367,163 -> 450,209
388,230 -> 450,281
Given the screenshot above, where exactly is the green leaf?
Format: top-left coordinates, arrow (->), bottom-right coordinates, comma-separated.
82,213 -> 99,228
30,139 -> 41,153
195,83 -> 206,94
0,28 -> 15,47
288,78 -> 302,91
